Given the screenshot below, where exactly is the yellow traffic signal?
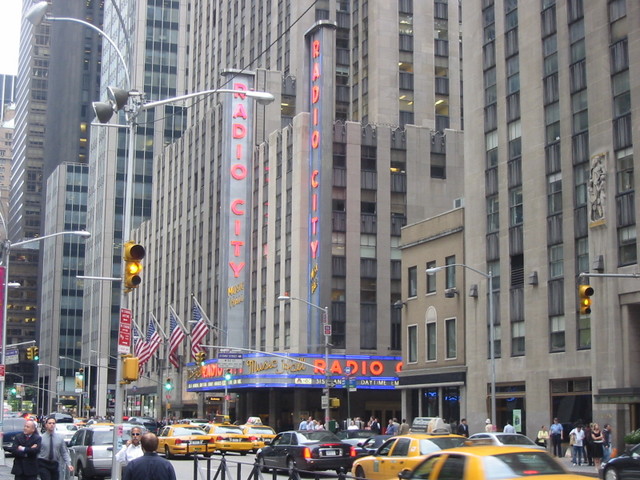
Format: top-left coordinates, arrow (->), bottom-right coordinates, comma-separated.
195,351 -> 206,365
123,241 -> 145,290
578,284 -> 594,314
26,346 -> 33,361
122,356 -> 139,382
329,397 -> 341,408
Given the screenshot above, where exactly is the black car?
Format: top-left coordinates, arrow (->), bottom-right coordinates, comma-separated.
257,430 -> 355,473
603,443 -> 640,480
352,434 -> 392,457
2,417 -> 26,454
336,429 -> 376,446
126,416 -> 159,434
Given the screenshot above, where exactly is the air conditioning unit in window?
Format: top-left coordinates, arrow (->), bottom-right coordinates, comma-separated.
453,197 -> 464,209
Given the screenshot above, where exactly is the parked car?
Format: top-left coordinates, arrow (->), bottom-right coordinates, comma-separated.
68,425 -> 127,479
126,416 -> 159,434
352,434 -> 392,457
351,433 -> 467,480
55,423 -> 80,445
336,429 -> 376,446
48,412 -> 74,424
184,418 -> 210,428
257,430 -> 356,473
240,424 -> 277,452
202,423 -> 253,455
398,445 -> 590,480
2,417 -> 26,454
156,424 -> 213,458
468,432 -> 546,450
602,442 -> 640,480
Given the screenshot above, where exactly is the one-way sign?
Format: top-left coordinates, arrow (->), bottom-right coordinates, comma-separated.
218,348 -> 243,368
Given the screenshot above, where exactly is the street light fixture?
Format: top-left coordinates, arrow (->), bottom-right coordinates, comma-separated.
278,295 -> 332,428
426,263 -> 496,429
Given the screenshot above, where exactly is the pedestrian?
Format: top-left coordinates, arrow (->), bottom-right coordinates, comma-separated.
10,419 -> 41,480
347,420 -> 358,430
590,423 -> 605,472
503,421 -> 516,433
536,425 -> 549,449
583,423 -> 593,466
398,419 -> 410,435
484,418 -> 493,433
123,433 -> 176,480
569,424 -> 585,466
298,416 -> 311,430
116,426 -> 144,475
602,423 -> 613,463
385,418 -> 397,435
549,418 -> 564,457
37,416 -> 73,480
457,419 -> 469,437
368,417 -> 380,434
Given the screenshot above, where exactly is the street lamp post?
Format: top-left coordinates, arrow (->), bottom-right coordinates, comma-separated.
426,263 -> 495,429
278,295 -> 332,428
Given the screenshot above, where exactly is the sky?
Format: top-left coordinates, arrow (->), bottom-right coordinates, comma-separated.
0,1 -> 22,75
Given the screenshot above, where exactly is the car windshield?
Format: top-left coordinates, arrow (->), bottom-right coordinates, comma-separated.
215,426 -> 243,434
247,426 -> 274,434
172,427 -> 205,436
482,452 -> 565,479
298,431 -> 341,442
497,435 -> 536,446
420,437 -> 466,453
92,430 -> 115,445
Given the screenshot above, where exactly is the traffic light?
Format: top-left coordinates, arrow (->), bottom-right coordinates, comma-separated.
578,284 -> 594,314
9,387 -> 16,395
123,241 -> 145,290
75,368 -> 85,390
32,346 -> 39,361
329,397 -> 341,408
164,378 -> 173,391
224,370 -> 232,381
195,351 -> 206,366
122,357 -> 139,382
26,347 -> 33,361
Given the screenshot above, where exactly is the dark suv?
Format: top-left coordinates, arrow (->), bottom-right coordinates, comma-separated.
126,416 -> 159,434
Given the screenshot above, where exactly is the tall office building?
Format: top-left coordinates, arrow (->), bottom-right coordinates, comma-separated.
83,0 -> 189,416
450,0 -> 640,437
0,75 -> 17,122
124,0 -> 465,423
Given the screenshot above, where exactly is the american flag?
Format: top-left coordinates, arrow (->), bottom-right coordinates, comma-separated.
190,303 -> 209,359
133,325 -> 147,374
168,311 -> 186,369
146,319 -> 162,358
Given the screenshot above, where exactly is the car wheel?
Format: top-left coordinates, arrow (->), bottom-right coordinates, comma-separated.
256,454 -> 268,473
75,465 -> 84,480
240,451 -> 248,456
604,467 -> 619,480
165,445 -> 174,460
355,466 -> 365,479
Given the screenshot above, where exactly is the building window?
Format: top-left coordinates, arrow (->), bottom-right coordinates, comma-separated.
550,315 -> 565,352
616,148 -> 634,193
408,266 -> 417,297
445,256 -> 456,289
577,314 -> 591,349
547,172 -> 563,214
511,320 -> 525,356
426,322 -> 436,361
426,261 -> 436,294
575,237 -> 589,274
445,318 -> 456,359
509,187 -> 523,226
548,244 -> 564,279
574,164 -> 588,207
408,325 -> 417,363
487,195 -> 499,233
618,225 -> 637,266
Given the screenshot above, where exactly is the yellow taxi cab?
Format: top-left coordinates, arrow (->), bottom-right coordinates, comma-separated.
240,424 -> 277,452
203,423 -> 254,455
396,445 -> 593,480
156,423 -> 213,458
351,433 -> 466,480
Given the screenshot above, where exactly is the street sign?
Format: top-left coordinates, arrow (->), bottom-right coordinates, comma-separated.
321,394 -> 329,409
5,348 -> 19,365
118,308 -> 132,354
218,348 -> 243,368
323,324 -> 332,336
0,364 -> 4,381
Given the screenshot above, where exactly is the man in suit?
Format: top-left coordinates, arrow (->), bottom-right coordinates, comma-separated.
10,419 -> 41,480
123,433 -> 176,480
457,418 -> 469,437
37,416 -> 73,480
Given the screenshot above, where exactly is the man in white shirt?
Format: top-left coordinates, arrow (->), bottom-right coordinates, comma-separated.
569,424 -> 586,466
116,427 -> 144,474
503,422 -> 516,433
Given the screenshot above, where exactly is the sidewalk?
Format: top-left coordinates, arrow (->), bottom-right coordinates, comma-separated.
556,454 -> 600,478
0,463 -> 12,480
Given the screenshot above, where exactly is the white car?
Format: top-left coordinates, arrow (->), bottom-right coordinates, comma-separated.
468,432 -> 546,450
54,423 -> 80,445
